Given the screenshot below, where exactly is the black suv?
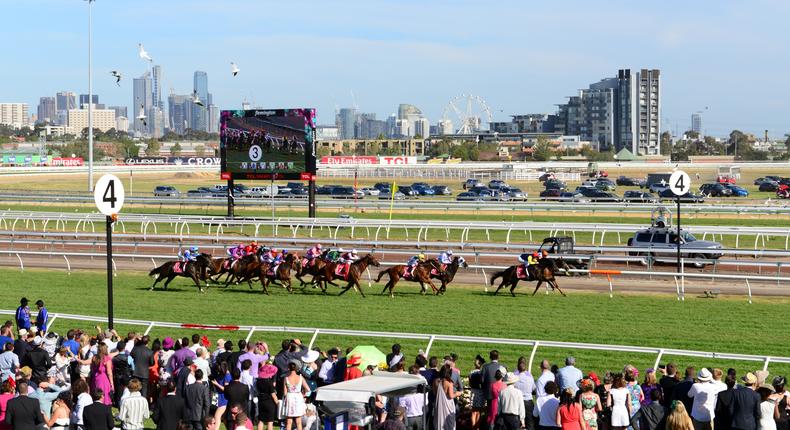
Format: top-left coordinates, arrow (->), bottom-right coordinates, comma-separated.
699,183 -> 732,197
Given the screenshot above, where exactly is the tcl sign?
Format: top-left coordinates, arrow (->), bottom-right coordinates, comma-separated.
379,156 -> 416,165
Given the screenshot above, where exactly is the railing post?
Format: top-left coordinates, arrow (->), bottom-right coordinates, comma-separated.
607,275 -> 613,299
746,279 -> 752,304
308,329 -> 321,349
245,327 -> 256,343
46,315 -> 58,332
763,357 -> 771,372
527,341 -> 540,373
653,349 -> 665,372
143,322 -> 155,336
15,253 -> 23,271
425,335 -> 436,356
63,255 -> 71,274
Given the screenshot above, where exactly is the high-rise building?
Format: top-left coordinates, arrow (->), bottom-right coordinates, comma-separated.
208,105 -> 219,133
438,119 -> 453,135
396,104 -> 427,138
414,118 -> 430,138
152,65 -> 163,110
116,116 -> 129,133
0,103 -> 30,128
337,108 -> 357,139
192,71 -> 209,132
108,106 -> 127,120
55,91 -> 76,125
168,94 -> 192,135
37,97 -> 56,124
67,107 -> 116,135
132,72 -> 153,135
386,114 -> 397,138
691,113 -> 701,134
617,68 -> 661,155
79,94 -> 100,109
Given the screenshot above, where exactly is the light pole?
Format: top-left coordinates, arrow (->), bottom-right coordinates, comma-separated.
87,0 -> 95,191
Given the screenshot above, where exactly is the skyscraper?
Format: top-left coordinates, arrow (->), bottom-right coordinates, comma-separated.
192,71 -> 208,132
132,72 -> 153,135
108,106 -> 127,120
337,108 -> 357,139
55,91 -> 76,125
152,65 -> 163,110
78,94 -> 99,109
691,113 -> 701,134
168,94 -> 191,135
37,97 -> 56,124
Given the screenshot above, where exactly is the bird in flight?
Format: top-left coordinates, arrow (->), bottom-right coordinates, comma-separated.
231,62 -> 240,77
110,71 -> 122,86
192,90 -> 204,107
138,43 -> 153,63
136,104 -> 147,127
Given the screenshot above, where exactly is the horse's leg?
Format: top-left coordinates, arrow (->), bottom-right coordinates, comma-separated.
192,273 -> 204,293
552,279 -> 566,296
150,274 -> 162,291
426,278 -> 440,295
338,281 -> 352,296
355,279 -> 366,298
532,280 -> 543,296
380,273 -> 391,295
493,278 -> 506,295
163,275 -> 176,290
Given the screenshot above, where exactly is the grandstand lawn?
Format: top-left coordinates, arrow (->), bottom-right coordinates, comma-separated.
1,267 -> 787,377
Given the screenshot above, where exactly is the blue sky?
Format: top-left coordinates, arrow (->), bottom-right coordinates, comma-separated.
3,0 -> 790,137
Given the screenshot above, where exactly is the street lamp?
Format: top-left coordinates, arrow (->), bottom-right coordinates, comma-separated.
87,0 -> 95,191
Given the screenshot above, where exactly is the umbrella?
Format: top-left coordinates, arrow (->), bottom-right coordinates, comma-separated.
346,345 -> 387,371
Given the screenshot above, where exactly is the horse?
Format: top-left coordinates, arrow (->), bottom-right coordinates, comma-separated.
295,251 -> 330,288
222,254 -> 261,288
149,253 -> 213,292
428,256 -> 468,294
258,253 -> 299,295
314,254 -> 380,297
489,258 -> 570,297
375,260 -> 443,297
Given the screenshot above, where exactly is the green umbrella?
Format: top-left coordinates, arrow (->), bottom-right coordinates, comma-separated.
346,345 -> 387,371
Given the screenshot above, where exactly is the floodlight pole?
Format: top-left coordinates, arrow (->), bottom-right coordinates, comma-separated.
87,0 -> 95,191
676,195 -> 681,273
106,215 -> 114,329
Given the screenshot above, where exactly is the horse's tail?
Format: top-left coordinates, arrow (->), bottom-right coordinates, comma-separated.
375,268 -> 390,283
490,270 -> 506,285
149,265 -> 164,277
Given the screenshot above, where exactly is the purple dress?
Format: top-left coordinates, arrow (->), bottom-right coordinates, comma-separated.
90,356 -> 113,405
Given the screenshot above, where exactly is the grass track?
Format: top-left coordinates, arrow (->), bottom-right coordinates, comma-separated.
2,267 -> 787,377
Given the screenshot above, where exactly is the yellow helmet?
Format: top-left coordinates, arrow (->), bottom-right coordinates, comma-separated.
418,253 -> 426,260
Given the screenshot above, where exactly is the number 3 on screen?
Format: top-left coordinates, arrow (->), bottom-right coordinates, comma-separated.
249,145 -> 262,162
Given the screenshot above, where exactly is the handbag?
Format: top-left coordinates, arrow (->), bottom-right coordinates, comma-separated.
278,399 -> 287,420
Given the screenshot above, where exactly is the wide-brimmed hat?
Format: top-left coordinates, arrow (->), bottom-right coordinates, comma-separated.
162,337 -> 174,349
302,350 -> 320,364
504,372 -> 519,385
758,384 -> 776,393
697,368 -> 712,382
31,336 -> 42,346
18,366 -> 31,378
742,372 -> 757,385
258,364 -> 278,379
347,355 -> 362,366
18,329 -> 28,337
288,358 -> 302,368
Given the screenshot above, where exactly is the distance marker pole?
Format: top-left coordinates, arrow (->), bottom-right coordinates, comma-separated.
677,195 -> 681,272
106,215 -> 114,329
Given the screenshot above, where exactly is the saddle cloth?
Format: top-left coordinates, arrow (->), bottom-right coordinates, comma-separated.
174,261 -> 185,273
267,264 -> 281,276
516,265 -> 531,280
334,264 -> 349,278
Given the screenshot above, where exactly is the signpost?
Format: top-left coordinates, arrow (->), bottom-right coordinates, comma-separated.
93,174 -> 125,329
668,170 -> 691,272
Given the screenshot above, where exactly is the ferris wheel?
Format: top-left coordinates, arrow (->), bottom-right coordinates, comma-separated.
442,94 -> 494,134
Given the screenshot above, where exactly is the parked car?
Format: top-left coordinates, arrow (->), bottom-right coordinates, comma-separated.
361,187 -> 381,196
463,179 -> 481,189
317,185 -> 340,195
581,178 -> 598,187
154,185 -> 180,197
574,187 -> 599,198
286,182 -> 304,192
398,186 -> 418,197
288,188 -> 308,197
558,192 -> 589,203
659,189 -> 705,203
331,186 -> 363,199
456,191 -> 482,201
488,179 -> 508,189
378,191 -> 405,200
186,188 -> 217,198
649,182 -> 670,193
616,176 -> 642,186
699,183 -> 732,197
723,183 -> 749,197
411,184 -> 436,196
539,188 -> 561,200
627,226 -> 723,268
595,180 -> 616,191
759,181 -> 779,192
588,191 -> 620,202
544,179 -> 567,191
623,191 -> 658,203
373,182 -> 391,191
538,173 -> 555,182
431,185 -> 452,195
501,187 -> 527,201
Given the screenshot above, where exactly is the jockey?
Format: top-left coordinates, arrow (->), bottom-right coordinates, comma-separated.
227,244 -> 245,260
249,240 -> 259,254
518,252 -> 540,280
260,248 -> 278,264
438,250 -> 453,267
338,248 -> 358,277
180,246 -> 199,262
306,243 -> 322,260
406,252 -> 426,276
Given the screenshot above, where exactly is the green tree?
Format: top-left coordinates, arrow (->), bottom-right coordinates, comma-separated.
367,141 -> 381,155
450,144 -> 468,159
317,146 -> 331,157
170,142 -> 182,156
532,136 -> 553,161
145,139 -> 161,156
194,144 -> 206,156
660,131 -> 672,156
117,140 -> 140,158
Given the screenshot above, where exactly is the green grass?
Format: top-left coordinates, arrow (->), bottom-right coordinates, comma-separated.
3,267 -> 788,378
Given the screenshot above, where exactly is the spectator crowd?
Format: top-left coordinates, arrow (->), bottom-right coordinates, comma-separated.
0,297 -> 788,430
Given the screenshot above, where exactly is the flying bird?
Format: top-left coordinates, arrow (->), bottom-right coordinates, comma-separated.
231,62 -> 240,77
192,90 -> 204,107
136,104 -> 147,127
110,71 -> 122,86
138,43 -> 153,62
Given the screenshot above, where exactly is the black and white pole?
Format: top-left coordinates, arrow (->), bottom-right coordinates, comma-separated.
668,170 -> 691,274
94,174 -> 125,329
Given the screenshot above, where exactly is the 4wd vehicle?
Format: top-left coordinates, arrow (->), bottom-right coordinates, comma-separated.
488,179 -> 508,189
595,180 -> 616,191
539,188 -> 561,200
759,181 -> 779,192
538,236 -> 587,272
699,183 -> 732,197
627,207 -> 723,267
154,185 -> 180,197
544,179 -> 567,191
463,178 -> 481,189
616,176 -> 642,186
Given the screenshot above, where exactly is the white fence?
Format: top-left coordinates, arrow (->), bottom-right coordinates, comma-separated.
0,309 -> 787,374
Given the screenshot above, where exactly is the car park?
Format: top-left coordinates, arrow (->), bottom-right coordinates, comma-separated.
154,185 -> 180,197
431,185 -> 452,195
699,183 -> 732,197
659,189 -> 705,203
723,183 -> 749,197
627,224 -> 723,267
623,191 -> 658,203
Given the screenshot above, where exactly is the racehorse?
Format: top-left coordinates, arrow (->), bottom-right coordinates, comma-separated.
258,253 -> 299,295
149,253 -> 213,292
428,256 -> 468,294
489,258 -> 569,297
375,260 -> 443,297
314,254 -> 380,297
295,251 -> 331,288
222,253 -> 260,289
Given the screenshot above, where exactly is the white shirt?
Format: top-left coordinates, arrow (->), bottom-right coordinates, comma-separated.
194,357 -> 210,382
119,392 -> 150,430
536,370 -> 555,397
534,394 -> 560,427
499,385 -> 526,422
319,359 -> 336,383
514,370 -> 536,400
71,392 -> 92,425
189,344 -> 201,354
688,381 -> 727,422
124,341 -> 135,354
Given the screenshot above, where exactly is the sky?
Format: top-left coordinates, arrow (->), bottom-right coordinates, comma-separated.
3,0 -> 790,137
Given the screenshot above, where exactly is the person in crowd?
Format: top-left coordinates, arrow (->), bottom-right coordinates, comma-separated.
667,401 -> 695,430
377,407 -> 407,430
756,384 -> 779,430
33,301 -> 47,334
558,357 -> 584,396
630,389 -> 666,430
482,350 -> 505,405
556,387 -> 586,430
256,360 -> 279,430
579,378 -> 602,430
595,373 -> 613,430
640,369 -> 662,407
730,372 -> 761,430
12,330 -> 31,368
387,344 -> 403,372
82,389 -> 114,430
175,358 -> 196,402
0,343 -> 18,382
674,367 -> 697,413
535,380 -> 561,430
111,340 -> 134,405
169,339 -> 197,375
434,364 -> 461,430
26,336 -> 52,382
89,343 -> 113,405
4,380 -> 44,430
184,369 -> 210,430
468,355 -> 485,430
46,392 -> 71,430
77,334 -> 94,382
61,331 -> 79,356
345,355 -> 363,381
399,365 -> 426,430
30,375 -> 68,420
70,379 -> 92,429
119,378 -> 150,430
0,380 -> 15,430
152,381 -> 184,430
715,373 -> 738,430
14,299 -> 30,333
283,359 -> 310,430
660,364 -> 681,408
0,327 -> 12,350
771,377 -> 789,430
318,348 -> 338,385
224,367 -> 250,422
624,366 -> 644,421
537,360 -> 555,397
130,335 -> 153,399
514,356 -> 537,430
499,372 -> 527,430
688,368 -> 726,430
211,360 -> 231,410
54,347 -> 71,384
489,370 -> 508,429
609,374 -> 632,430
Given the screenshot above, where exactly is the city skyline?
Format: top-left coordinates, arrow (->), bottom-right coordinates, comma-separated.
3,1 -> 790,137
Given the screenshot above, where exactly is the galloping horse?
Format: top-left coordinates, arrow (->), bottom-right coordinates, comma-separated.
314,254 -> 380,297
375,260 -> 443,297
428,256 -> 468,294
295,252 -> 330,288
258,253 -> 299,295
489,258 -> 570,297
149,253 -> 214,292
222,253 -> 261,288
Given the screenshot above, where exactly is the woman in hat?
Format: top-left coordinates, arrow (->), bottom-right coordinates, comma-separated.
301,350 -> 320,397
282,359 -> 310,430
256,359 -> 279,430
771,377 -> 789,430
757,384 -> 779,430
623,366 -> 643,419
345,355 -> 363,381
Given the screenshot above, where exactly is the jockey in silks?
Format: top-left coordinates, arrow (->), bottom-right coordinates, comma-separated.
305,243 -> 323,267
260,247 -> 277,264
227,244 -> 245,260
338,248 -> 358,278
267,250 -> 284,275
244,245 -> 254,256
437,250 -> 453,272
177,246 -> 199,272
248,240 -> 259,254
517,251 -> 540,280
406,253 -> 426,277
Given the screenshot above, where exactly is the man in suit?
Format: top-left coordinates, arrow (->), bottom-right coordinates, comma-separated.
83,389 -> 114,430
729,372 -> 761,430
176,357 -> 195,401
152,381 -> 185,430
224,367 -> 250,424
184,369 -> 211,430
481,350 -> 506,401
3,381 -> 44,430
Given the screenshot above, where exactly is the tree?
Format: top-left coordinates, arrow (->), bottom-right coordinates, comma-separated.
532,136 -> 553,161
145,139 -> 161,156
170,142 -> 182,156
194,144 -> 206,156
317,146 -> 331,157
116,140 -> 140,158
450,145 -> 468,159
660,131 -> 672,156
366,141 -> 381,155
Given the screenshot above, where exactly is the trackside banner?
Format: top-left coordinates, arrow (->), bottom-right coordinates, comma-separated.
123,157 -> 222,166
319,156 -> 417,165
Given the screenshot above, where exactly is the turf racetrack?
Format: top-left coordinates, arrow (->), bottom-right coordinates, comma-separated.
3,268 -> 787,377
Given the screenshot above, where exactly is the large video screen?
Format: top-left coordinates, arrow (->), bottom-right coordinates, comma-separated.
220,108 -> 316,180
